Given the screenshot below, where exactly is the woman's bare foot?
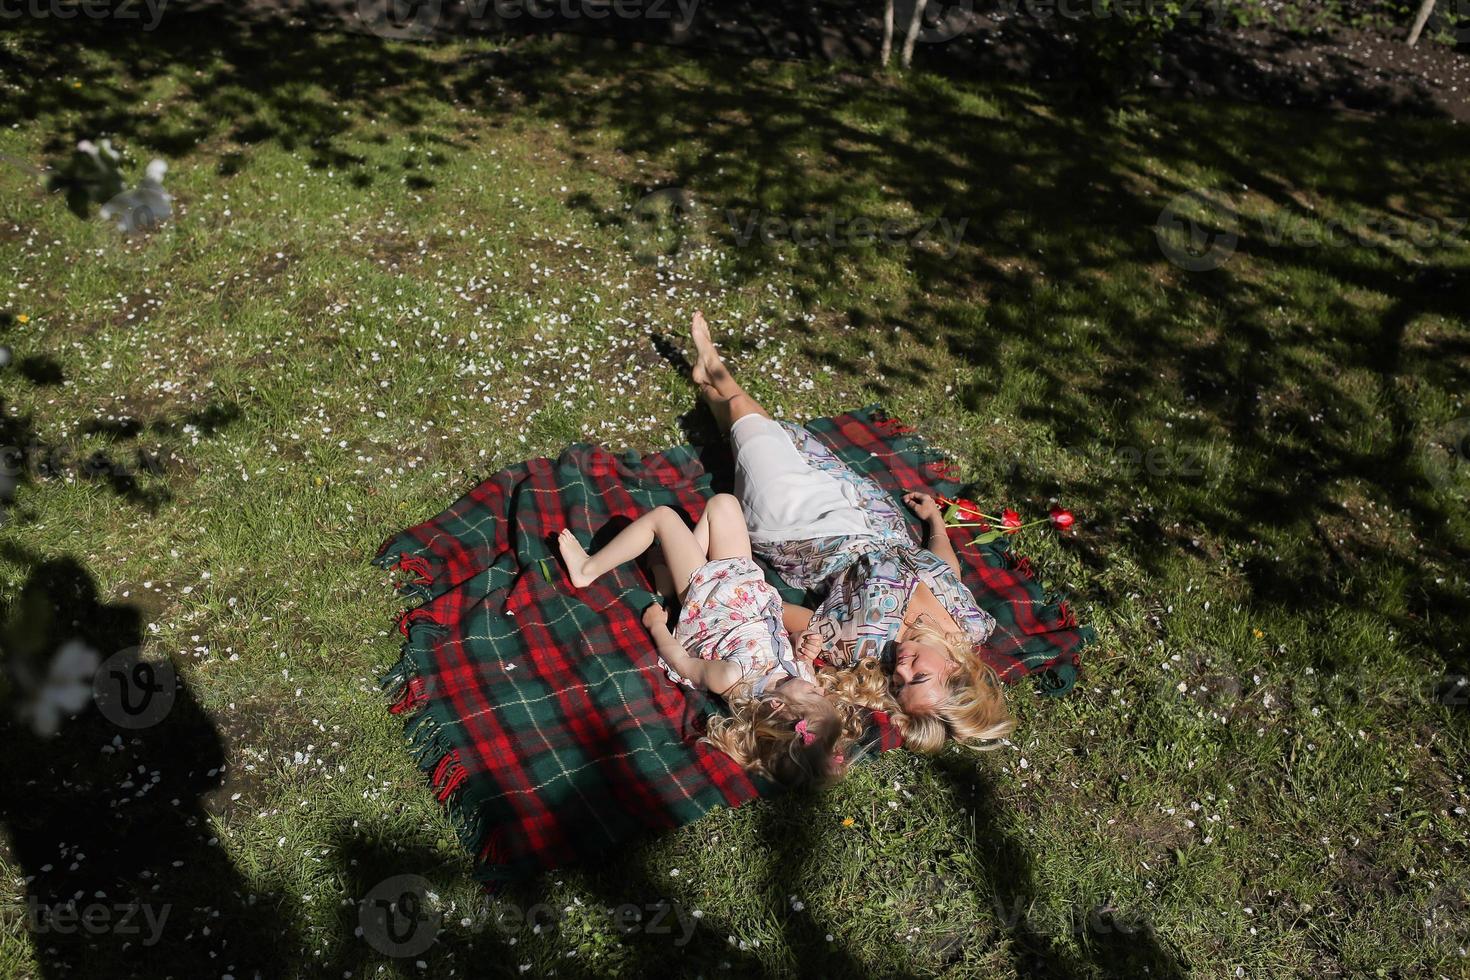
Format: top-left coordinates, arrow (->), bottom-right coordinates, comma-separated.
558,529 -> 596,588
689,311 -> 726,391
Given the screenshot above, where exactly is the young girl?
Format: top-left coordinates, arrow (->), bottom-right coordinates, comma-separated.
558,494 -> 875,789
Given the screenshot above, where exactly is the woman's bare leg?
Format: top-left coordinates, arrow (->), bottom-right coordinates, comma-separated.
690,311 -> 771,437
558,507 -> 707,600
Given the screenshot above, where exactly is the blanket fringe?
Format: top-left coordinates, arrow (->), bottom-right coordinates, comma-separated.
395,605 -> 449,637
389,674 -> 429,716
870,409 -> 915,438
394,554 -> 434,586
382,652 -> 486,862
372,548 -> 436,604
431,750 -> 470,802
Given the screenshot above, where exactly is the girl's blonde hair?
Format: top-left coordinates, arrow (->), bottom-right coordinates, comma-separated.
705,664 -> 879,789
890,625 -> 1015,755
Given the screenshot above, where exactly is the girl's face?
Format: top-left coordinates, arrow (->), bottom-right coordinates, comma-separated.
766,676 -> 820,713
889,639 -> 953,713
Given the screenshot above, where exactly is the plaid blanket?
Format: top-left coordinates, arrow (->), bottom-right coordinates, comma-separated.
373,407 -> 1092,887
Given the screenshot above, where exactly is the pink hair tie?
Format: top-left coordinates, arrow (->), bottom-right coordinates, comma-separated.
794,719 -> 816,746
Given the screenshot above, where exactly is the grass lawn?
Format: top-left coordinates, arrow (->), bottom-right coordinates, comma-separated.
1,14 -> 1468,979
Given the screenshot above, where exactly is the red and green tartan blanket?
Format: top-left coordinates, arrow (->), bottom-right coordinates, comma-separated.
373,406 -> 1092,887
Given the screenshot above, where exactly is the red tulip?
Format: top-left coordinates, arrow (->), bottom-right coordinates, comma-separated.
953,497 -> 984,520
1000,508 -> 1022,532
1049,505 -> 1075,531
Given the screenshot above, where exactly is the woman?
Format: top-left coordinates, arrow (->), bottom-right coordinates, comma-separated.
686,312 -> 1014,754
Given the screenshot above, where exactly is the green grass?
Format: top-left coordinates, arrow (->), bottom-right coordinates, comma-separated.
1,14 -> 1468,979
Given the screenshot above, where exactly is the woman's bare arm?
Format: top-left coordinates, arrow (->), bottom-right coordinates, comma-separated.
923,516 -> 962,575
782,602 -> 813,634
905,492 -> 962,575
642,604 -> 741,696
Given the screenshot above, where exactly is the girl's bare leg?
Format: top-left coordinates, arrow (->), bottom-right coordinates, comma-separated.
690,311 -> 771,437
696,493 -> 754,562
648,558 -> 677,603
558,507 -> 707,600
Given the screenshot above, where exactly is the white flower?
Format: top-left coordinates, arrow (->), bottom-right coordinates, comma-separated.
17,640 -> 101,737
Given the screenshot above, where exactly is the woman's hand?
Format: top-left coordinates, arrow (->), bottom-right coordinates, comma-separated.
908,491 -> 963,574
904,491 -> 943,523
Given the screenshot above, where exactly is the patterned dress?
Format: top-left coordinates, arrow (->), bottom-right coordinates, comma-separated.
758,423 -> 996,666
664,556 -> 812,695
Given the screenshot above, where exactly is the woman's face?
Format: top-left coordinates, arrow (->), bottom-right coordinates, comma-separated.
889,639 -> 953,713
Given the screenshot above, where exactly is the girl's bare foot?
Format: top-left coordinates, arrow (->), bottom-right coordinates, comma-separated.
558,529 -> 595,588
642,602 -> 670,633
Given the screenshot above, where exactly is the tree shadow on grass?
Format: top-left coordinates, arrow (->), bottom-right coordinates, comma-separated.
0,549 -> 297,980
0,394 -> 241,516
931,751 -> 1188,979
317,823 -> 786,978
482,40 -> 1470,715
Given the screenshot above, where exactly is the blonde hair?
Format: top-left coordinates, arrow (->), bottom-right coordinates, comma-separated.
705,664 -> 878,789
891,625 -> 1015,755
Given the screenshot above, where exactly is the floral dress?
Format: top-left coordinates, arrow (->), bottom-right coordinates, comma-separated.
756,422 -> 996,665
806,544 -> 995,666
664,557 -> 813,695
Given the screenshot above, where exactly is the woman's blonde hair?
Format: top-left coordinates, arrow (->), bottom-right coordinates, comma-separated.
891,625 -> 1015,755
705,664 -> 880,789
